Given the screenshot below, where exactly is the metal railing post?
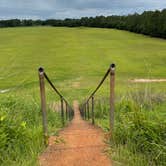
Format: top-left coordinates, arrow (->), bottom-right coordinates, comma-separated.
85,103 -> 87,120
82,107 -> 84,119
92,96 -> 95,124
69,107 -> 72,121
87,102 -> 90,120
65,102 -> 68,120
68,105 -> 70,119
61,97 -> 64,125
38,67 -> 48,146
81,107 -> 83,118
110,64 -> 116,134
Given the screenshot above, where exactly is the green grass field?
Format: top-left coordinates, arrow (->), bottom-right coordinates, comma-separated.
0,27 -> 166,101
0,27 -> 166,165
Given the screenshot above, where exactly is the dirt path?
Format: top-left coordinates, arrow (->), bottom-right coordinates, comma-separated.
39,100 -> 112,166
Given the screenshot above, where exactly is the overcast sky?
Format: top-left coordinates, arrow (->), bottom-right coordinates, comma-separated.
0,0 -> 166,19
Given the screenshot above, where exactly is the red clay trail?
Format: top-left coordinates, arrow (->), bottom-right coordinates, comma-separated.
39,100 -> 112,166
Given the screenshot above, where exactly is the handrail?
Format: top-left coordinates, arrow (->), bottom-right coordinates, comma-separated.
83,68 -> 110,105
43,72 -> 63,98
38,67 -> 74,145
80,63 -> 116,134
43,71 -> 70,106
39,67 -> 72,108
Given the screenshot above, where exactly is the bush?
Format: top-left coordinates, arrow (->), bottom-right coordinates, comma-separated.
114,102 -> 166,165
94,91 -> 166,165
0,95 -> 63,165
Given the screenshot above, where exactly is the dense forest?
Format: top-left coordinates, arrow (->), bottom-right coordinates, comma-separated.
0,9 -> 166,38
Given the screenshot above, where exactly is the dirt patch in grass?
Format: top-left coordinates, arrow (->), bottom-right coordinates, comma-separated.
130,79 -> 166,83
71,81 -> 80,88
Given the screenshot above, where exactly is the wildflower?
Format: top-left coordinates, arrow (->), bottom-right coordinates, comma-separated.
21,121 -> 26,128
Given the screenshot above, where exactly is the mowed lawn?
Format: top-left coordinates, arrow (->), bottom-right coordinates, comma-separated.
0,27 -> 166,101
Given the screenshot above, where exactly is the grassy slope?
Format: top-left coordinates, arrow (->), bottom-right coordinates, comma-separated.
0,27 -> 166,165
0,27 -> 166,101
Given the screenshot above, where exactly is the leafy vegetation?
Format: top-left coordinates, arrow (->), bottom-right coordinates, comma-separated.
0,9 -> 166,38
93,91 -> 166,165
0,95 -> 65,165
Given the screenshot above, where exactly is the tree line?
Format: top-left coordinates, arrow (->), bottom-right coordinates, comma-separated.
0,9 -> 166,38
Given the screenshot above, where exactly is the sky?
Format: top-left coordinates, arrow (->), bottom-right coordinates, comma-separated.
0,0 -> 166,20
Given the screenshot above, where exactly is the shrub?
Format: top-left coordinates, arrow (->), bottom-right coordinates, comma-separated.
94,91 -> 166,165
0,95 -> 63,165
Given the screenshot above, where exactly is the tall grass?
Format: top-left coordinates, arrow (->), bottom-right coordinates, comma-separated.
0,94 -> 64,166
93,91 -> 166,165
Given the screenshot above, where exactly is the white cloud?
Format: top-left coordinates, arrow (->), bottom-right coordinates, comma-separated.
0,0 -> 165,19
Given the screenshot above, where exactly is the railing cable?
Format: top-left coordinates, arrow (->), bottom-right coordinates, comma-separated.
84,68 -> 110,104
80,64 -> 116,135
43,72 -> 70,106
38,67 -> 74,146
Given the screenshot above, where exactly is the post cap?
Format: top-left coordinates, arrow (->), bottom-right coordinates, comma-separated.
38,67 -> 44,73
110,63 -> 116,70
